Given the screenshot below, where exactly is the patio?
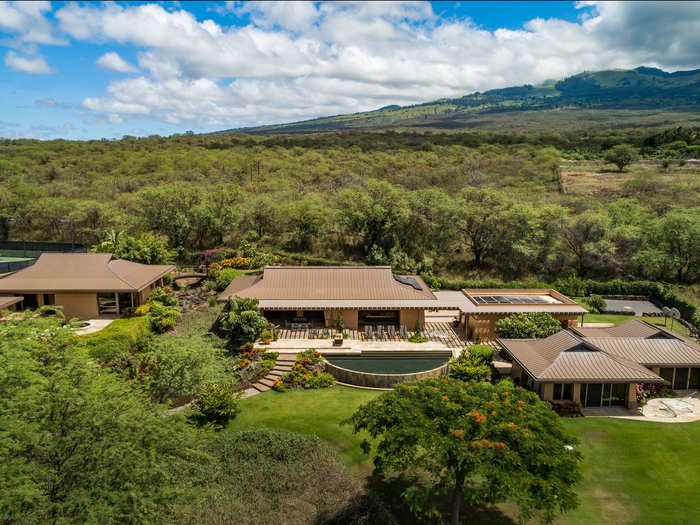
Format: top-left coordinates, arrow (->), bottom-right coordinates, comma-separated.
275,320 -> 468,349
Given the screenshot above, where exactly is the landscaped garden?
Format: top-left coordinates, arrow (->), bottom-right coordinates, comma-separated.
228,386 -> 700,525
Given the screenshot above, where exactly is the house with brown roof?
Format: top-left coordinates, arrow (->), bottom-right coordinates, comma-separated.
0,253 -> 174,319
498,319 -> 700,409
433,288 -> 587,341
0,296 -> 23,312
218,265 -> 439,330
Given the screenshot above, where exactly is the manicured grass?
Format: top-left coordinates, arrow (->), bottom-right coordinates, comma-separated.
583,313 -> 690,336
559,418 -> 700,525
226,386 -> 381,471
231,386 -> 700,524
0,256 -> 33,262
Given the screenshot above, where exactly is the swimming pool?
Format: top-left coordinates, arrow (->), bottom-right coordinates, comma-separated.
326,356 -> 447,375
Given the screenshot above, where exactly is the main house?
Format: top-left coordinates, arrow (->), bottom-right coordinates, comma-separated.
218,266 -> 586,338
0,253 -> 174,319
218,265 -> 438,330
499,319 -> 700,409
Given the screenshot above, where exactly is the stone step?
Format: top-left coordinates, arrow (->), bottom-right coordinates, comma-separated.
276,357 -> 297,363
258,377 -> 277,387
273,365 -> 293,371
252,382 -> 270,392
268,370 -> 286,377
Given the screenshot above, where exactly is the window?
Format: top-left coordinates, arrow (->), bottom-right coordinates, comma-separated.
659,368 -> 674,384
552,383 -> 573,401
690,368 -> 700,389
673,368 -> 689,390
97,292 -> 118,315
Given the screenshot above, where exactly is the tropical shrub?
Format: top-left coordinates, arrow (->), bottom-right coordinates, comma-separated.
79,317 -> 152,362
92,231 -> 175,265
448,344 -> 496,382
148,286 -> 178,306
146,301 -> 180,333
496,312 -> 562,339
220,257 -> 251,269
217,297 -> 269,348
275,350 -> 333,391
336,315 -> 345,332
586,294 -> 606,313
189,381 -> 240,429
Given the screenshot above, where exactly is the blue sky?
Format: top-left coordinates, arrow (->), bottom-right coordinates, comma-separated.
1,1 -> 698,140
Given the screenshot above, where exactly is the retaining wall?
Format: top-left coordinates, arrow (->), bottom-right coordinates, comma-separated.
324,360 -> 449,388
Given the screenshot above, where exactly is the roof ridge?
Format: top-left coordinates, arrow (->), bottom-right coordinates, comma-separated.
533,331 -> 586,379
105,256 -> 143,289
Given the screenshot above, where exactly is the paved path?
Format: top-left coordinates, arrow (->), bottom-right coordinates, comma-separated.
582,393 -> 700,423
74,319 -> 114,335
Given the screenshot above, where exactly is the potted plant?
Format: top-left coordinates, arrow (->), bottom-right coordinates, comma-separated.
261,329 -> 273,345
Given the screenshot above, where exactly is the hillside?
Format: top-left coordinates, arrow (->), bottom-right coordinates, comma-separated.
230,67 -> 700,134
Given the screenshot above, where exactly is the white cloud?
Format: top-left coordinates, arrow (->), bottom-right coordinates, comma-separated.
4,51 -> 52,74
0,1 -> 66,45
44,1 -> 700,128
96,52 -> 139,73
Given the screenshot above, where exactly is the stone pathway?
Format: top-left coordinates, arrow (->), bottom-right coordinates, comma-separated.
74,319 -> 114,335
242,354 -> 296,398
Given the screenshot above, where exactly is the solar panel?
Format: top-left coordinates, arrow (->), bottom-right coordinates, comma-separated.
472,294 -> 556,305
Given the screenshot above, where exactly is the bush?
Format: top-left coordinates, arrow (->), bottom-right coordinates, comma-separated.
189,381 -> 240,428
408,335 -> 428,343
277,349 -> 332,391
148,286 -> 178,306
215,268 -> 243,291
80,317 -> 152,362
217,297 -> 269,348
586,294 -> 606,313
496,312 -> 562,339
202,279 -> 217,292
448,344 -> 496,382
336,315 -> 345,332
147,301 -> 181,333
260,329 -> 274,342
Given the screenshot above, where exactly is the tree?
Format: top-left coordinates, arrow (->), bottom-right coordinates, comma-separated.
218,297 -> 269,348
603,144 -> 638,172
558,210 -> 614,277
344,378 -> 581,525
495,312 -> 562,339
0,314 -> 206,524
454,188 -> 508,268
448,344 -> 496,382
93,231 -> 175,264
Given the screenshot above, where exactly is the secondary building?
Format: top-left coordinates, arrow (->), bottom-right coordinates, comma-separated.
433,288 -> 587,341
498,319 -> 700,409
0,253 -> 174,320
218,265 -> 438,330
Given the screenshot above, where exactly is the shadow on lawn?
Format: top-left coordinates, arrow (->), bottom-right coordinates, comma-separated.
319,471 -> 517,525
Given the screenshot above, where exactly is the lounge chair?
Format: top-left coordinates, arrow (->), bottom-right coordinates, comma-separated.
388,325 -> 396,338
400,325 -> 409,338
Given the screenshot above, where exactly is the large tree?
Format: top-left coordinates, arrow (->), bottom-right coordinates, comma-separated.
0,314 -> 205,524
603,144 -> 639,172
344,378 -> 581,525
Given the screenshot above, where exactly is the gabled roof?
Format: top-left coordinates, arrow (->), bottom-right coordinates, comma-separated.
0,253 -> 174,293
218,266 -> 438,308
498,330 -> 665,384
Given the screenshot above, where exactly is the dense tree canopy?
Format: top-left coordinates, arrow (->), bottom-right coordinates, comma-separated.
344,378 -> 581,524
0,129 -> 698,284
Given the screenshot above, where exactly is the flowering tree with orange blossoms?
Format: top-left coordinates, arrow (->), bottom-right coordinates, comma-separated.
343,378 -> 581,525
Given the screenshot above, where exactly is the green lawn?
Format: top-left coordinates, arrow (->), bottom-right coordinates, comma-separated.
582,313 -> 689,336
0,256 -> 34,262
230,387 -> 700,525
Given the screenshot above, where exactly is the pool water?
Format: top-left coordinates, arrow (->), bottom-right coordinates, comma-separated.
327,357 -> 447,374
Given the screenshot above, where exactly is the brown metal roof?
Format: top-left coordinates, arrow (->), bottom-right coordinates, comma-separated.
586,338 -> 700,367
572,319 -> 664,338
0,253 -> 174,293
0,296 -> 23,309
218,266 -> 437,306
498,330 -> 665,384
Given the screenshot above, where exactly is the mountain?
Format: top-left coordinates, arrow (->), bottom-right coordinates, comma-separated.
228,67 -> 700,134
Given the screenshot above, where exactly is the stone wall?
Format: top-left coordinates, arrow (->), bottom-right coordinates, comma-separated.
324,360 -> 448,388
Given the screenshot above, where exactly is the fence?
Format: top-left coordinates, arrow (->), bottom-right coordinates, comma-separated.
0,240 -> 86,257
0,259 -> 35,274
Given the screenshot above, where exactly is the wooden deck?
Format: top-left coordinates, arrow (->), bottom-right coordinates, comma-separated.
276,321 -> 468,349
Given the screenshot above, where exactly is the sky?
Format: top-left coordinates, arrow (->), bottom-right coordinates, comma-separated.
1,1 -> 699,140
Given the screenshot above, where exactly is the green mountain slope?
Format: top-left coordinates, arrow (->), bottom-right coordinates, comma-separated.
229,67 -> 700,134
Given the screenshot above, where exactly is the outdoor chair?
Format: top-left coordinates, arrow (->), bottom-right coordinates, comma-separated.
388,325 -> 396,338
400,325 -> 409,338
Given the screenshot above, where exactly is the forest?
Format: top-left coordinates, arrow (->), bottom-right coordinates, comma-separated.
0,127 -> 699,289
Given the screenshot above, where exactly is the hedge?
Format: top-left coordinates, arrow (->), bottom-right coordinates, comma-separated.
78,316 -> 152,362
